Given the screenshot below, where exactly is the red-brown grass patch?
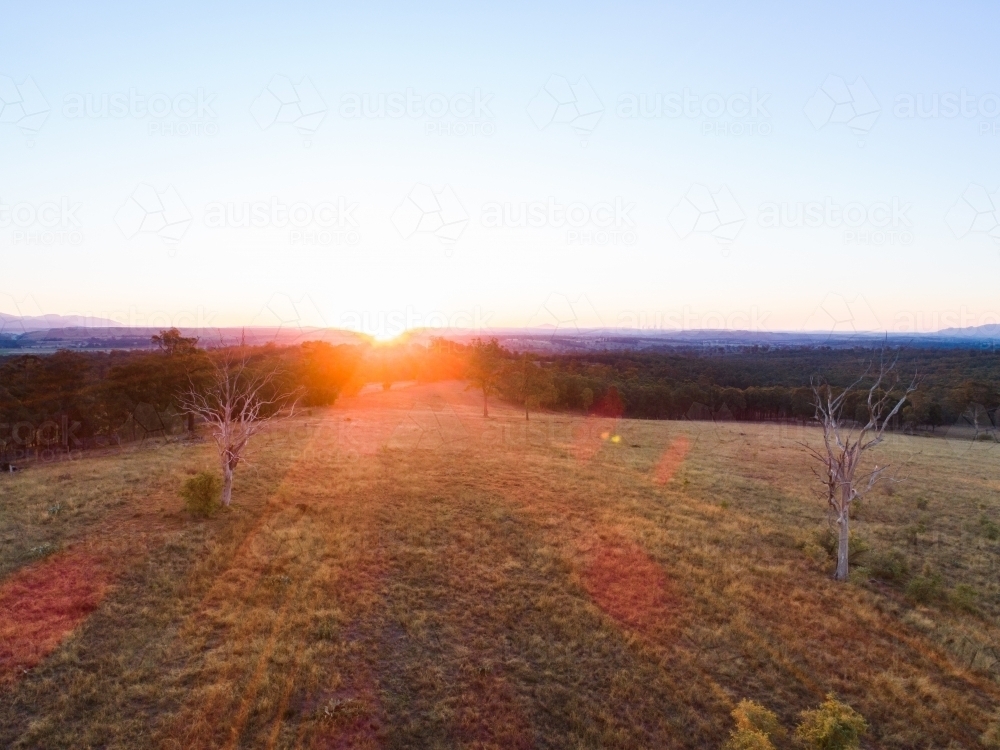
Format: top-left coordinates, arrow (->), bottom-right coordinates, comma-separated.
452,670 -> 534,750
582,540 -> 673,635
0,550 -> 108,684
653,435 -> 690,484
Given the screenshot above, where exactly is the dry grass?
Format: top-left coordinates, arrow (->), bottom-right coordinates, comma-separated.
0,381 -> 999,748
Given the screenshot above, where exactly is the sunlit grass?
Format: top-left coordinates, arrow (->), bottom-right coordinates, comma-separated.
0,382 -> 998,748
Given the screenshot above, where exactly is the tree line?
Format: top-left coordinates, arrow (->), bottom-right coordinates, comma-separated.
4,333 -> 998,464
491,345 -> 999,430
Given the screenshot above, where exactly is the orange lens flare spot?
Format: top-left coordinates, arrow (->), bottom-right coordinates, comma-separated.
582,541 -> 674,635
653,435 -> 691,484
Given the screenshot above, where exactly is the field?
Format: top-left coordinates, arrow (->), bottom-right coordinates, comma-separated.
2,381 -> 1000,748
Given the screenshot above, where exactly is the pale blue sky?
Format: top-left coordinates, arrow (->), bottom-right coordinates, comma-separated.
2,1 -> 999,337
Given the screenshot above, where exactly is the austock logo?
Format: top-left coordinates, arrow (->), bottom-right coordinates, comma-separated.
250,75 -> 327,144
115,184 -> 192,244
391,184 -> 468,246
0,74 -> 49,140
63,88 -> 219,136
338,88 -> 495,136
893,90 -> 1000,134
527,74 -> 604,143
804,75 -> 880,142
204,197 -> 361,247
668,184 -> 745,244
945,184 -> 1000,244
0,417 -> 84,462
757,197 -> 913,246
252,293 -> 327,340
480,197 -> 637,246
1,197 -> 84,246
615,306 -> 771,332
527,292 -> 603,335
616,88 -> 772,136
802,292 -> 882,340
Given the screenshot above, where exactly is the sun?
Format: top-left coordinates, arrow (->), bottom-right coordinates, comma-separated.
371,330 -> 403,344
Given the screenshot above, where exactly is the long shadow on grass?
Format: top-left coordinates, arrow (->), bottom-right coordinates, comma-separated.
366,449 -> 716,749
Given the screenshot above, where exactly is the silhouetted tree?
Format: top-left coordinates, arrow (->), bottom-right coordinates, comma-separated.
467,338 -> 506,417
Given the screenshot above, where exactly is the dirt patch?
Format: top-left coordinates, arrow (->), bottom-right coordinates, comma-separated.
582,541 -> 673,635
0,549 -> 109,684
653,435 -> 690,484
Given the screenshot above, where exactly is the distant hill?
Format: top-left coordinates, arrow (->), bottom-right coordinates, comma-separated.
0,313 -> 124,333
933,323 -> 1000,339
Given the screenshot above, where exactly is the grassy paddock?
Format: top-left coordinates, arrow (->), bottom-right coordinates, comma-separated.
1,381 -> 999,748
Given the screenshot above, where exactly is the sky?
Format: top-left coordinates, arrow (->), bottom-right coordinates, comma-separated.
2,1 -> 1000,339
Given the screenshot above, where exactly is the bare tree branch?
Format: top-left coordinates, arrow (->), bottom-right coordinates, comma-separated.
809,349 -> 918,581
179,336 -> 300,506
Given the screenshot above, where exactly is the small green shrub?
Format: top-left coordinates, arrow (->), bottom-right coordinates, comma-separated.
905,570 -> 944,604
795,694 -> 867,750
815,528 -> 869,564
915,497 -> 928,510
950,583 -> 978,613
181,472 -> 222,517
869,548 -> 909,583
979,515 -> 1000,541
802,541 -> 828,565
724,699 -> 783,750
847,566 -> 871,585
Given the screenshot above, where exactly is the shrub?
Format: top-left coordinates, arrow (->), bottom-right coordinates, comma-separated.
905,570 -> 944,604
724,699 -> 783,750
979,515 -> 1000,541
815,528 -> 869,564
723,728 -> 774,750
181,472 -> 222,517
794,694 -> 867,750
802,541 -> 828,565
847,566 -> 871,585
950,583 -> 978,613
869,548 -> 909,583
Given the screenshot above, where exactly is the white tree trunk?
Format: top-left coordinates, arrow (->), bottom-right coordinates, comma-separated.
835,486 -> 851,581
222,463 -> 234,507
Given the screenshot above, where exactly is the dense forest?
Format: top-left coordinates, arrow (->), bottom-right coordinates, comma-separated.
1,333 -> 997,463
537,347 -> 1000,428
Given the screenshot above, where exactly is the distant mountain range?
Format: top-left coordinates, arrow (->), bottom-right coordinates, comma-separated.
0,313 -> 124,332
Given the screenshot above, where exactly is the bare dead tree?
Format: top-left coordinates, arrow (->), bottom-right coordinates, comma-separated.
179,339 -> 299,506
808,352 -> 918,581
